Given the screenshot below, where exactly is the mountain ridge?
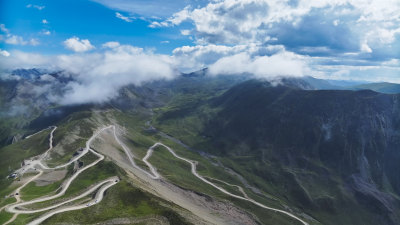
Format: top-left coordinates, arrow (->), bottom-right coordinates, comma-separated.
154,79 -> 400,225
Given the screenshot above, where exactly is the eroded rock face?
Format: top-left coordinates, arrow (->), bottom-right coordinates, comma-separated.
350,175 -> 395,213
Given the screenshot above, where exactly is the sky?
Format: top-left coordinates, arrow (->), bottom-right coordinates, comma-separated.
0,0 -> 399,104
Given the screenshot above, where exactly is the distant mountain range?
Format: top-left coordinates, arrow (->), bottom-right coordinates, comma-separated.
180,68 -> 400,94
7,68 -> 400,94
281,76 -> 400,94
349,82 -> 400,94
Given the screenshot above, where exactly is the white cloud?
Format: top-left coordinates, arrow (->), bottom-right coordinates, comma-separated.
0,49 -> 10,57
0,50 -> 50,69
360,40 -> 372,53
150,6 -> 191,28
333,20 -> 340,26
365,27 -> 400,45
173,44 -> 247,72
116,12 -> 133,22
42,19 -> 49,24
42,30 -> 51,35
314,64 -> 400,83
382,59 -> 400,67
148,0 -> 400,82
63,37 -> 95,52
29,38 -> 40,46
1,24 -> 39,46
161,40 -> 170,44
208,51 -> 308,78
156,0 -> 400,54
172,43 -> 286,73
5,35 -> 38,46
92,0 -> 207,18
27,4 -> 45,10
149,21 -> 165,28
57,45 -> 176,104
102,41 -> 120,48
180,29 -> 191,36
5,35 -> 26,45
166,6 -> 191,25
0,24 -> 9,34
35,5 -> 45,10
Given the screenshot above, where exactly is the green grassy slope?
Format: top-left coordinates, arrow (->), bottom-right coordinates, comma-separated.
43,180 -> 192,225
154,79 -> 400,225
0,129 -> 51,196
109,109 -> 311,224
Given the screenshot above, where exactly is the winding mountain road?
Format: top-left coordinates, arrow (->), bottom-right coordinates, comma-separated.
111,126 -> 309,225
146,143 -> 309,225
2,126 -> 117,225
11,177 -> 118,214
112,127 -> 159,179
24,126 -> 55,140
1,170 -> 44,225
39,126 -> 113,170
6,149 -> 105,213
27,178 -> 119,225
3,124 -> 309,225
203,176 -> 249,199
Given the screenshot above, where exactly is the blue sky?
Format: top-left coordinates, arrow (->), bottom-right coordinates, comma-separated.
0,0 -> 197,54
0,0 -> 399,85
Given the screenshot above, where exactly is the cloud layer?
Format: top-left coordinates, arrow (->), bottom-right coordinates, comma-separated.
1,0 -> 399,106
0,39 -> 314,105
59,44 -> 176,104
157,0 -> 400,65
208,51 -> 308,78
150,0 -> 399,82
0,42 -> 177,105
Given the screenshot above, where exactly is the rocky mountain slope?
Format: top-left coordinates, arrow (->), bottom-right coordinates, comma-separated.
155,79 -> 400,225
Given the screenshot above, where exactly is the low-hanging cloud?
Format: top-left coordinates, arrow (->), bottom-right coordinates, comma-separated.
208,51 -> 308,78
58,44 -> 176,104
172,43 -> 306,75
0,40 -> 314,105
0,42 -> 177,105
2,36 -> 398,107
